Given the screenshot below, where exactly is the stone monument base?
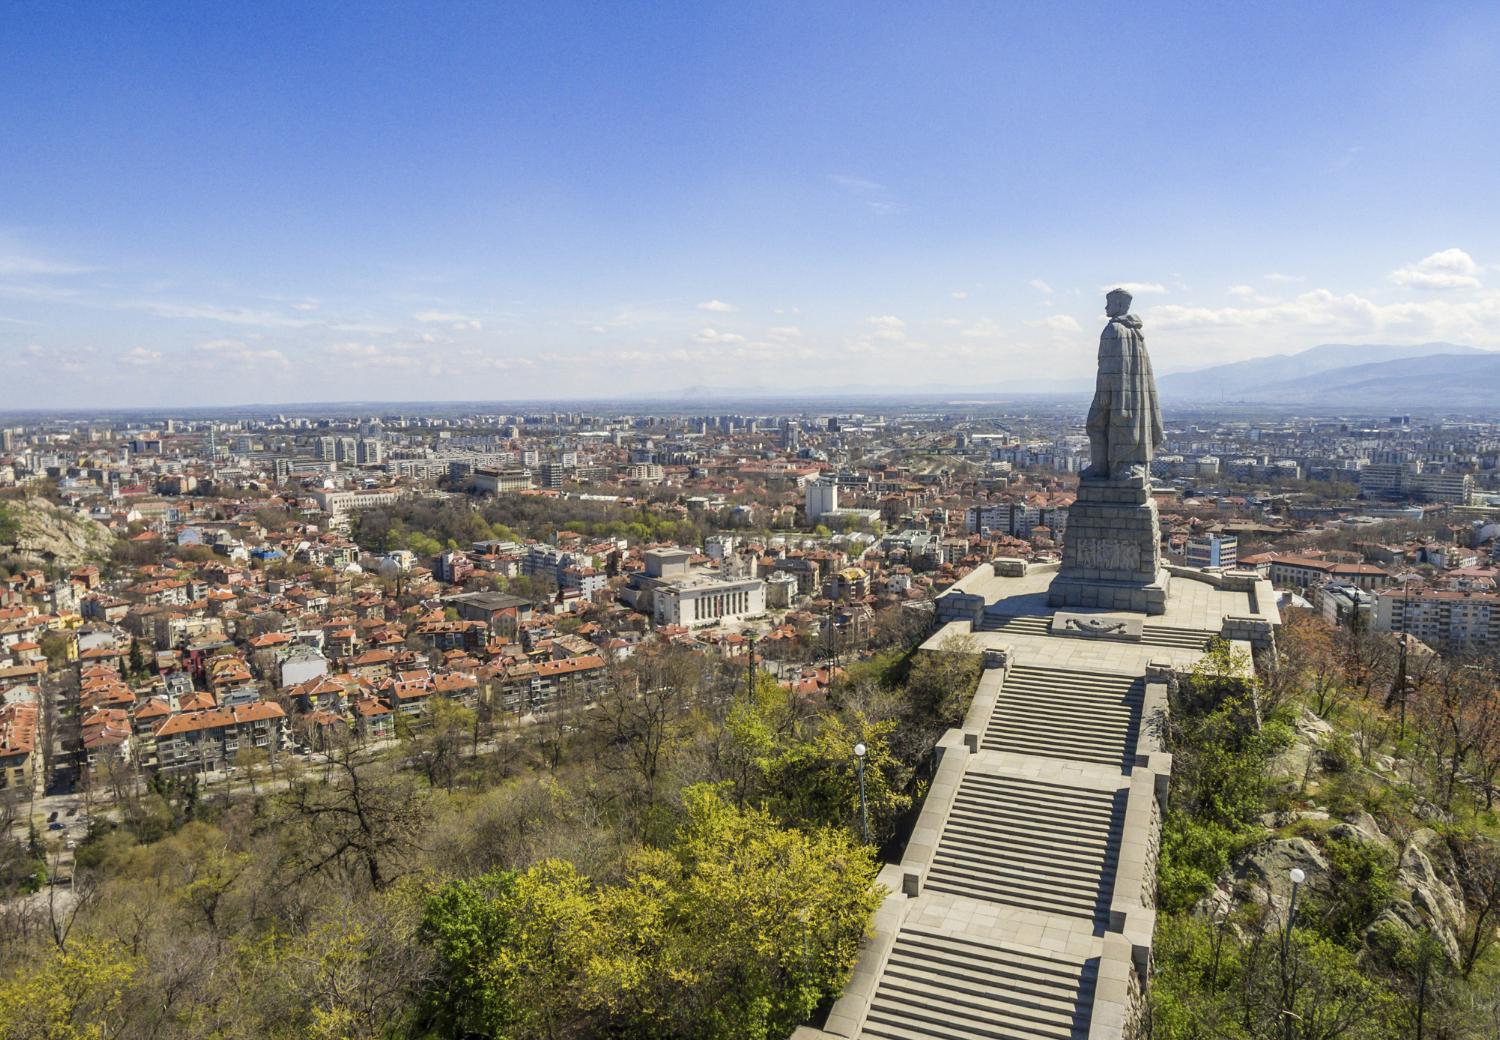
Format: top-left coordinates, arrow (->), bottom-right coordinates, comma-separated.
1049,474 -> 1171,616
1047,570 -> 1171,615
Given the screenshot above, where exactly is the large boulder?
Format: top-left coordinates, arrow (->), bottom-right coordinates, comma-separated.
1224,837 -> 1329,913
1328,810 -> 1391,849
1266,707 -> 1332,782
1361,829 -> 1469,966
1399,831 -> 1466,932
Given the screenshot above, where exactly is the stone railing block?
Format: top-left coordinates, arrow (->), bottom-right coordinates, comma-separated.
1134,680 -> 1170,763
961,665 -> 1007,747
897,730 -> 969,897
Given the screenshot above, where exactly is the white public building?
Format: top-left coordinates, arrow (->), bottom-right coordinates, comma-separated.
653,575 -> 766,627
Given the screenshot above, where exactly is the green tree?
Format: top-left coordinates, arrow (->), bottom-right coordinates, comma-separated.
600,784 -> 881,1040
0,939 -> 140,1040
419,870 -> 522,1039
764,713 -> 911,843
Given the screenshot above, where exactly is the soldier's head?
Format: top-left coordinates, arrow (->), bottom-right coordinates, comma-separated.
1105,288 -> 1133,317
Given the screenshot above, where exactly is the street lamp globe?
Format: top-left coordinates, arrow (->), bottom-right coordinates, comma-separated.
854,743 -> 867,758
1289,868 -> 1305,885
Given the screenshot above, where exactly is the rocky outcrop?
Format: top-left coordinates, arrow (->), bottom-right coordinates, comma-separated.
1328,811 -> 1391,849
1266,707 -> 1332,781
1199,837 -> 1328,920
0,497 -> 116,570
1386,829 -> 1468,963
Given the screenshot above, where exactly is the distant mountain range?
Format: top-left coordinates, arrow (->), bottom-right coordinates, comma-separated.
1158,342 -> 1500,410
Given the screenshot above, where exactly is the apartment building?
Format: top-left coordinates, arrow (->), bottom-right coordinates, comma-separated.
153,700 -> 288,774
1374,587 -> 1500,651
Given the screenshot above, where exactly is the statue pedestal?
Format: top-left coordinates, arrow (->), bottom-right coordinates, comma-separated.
1048,474 -> 1170,616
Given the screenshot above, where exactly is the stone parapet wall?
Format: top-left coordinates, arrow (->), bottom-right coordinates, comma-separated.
1111,769 -> 1167,931
900,728 -> 968,897
962,651 -> 1011,752
933,591 -> 985,628
1088,933 -> 1149,1040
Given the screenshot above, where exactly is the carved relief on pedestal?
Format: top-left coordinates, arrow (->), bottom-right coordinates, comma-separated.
1071,536 -> 1142,574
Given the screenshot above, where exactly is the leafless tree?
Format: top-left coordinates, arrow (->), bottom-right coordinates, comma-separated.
276,740 -> 426,891
592,648 -> 696,808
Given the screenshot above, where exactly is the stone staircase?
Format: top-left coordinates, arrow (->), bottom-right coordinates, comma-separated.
974,614 -> 1052,637
860,926 -> 1097,1040
980,665 -> 1143,769
976,612 -> 1209,650
1138,624 -> 1212,649
925,774 -> 1124,925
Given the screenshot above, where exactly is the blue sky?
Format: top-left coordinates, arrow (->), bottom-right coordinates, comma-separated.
3,1 -> 1499,407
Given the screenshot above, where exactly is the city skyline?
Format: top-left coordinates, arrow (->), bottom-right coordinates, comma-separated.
4,2 -> 1500,407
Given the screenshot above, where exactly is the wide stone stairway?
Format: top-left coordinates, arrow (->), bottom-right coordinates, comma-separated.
980,665 -> 1143,770
861,927 -> 1098,1040
977,612 -> 1209,650
924,773 -> 1124,926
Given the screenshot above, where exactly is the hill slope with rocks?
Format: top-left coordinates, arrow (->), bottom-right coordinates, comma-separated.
0,496 -> 117,571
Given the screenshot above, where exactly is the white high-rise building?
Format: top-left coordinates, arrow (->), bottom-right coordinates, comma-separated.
806,479 -> 838,521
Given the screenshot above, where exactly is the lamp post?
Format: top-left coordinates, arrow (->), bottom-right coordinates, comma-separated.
853,742 -> 870,844
1281,866 -> 1305,1040
1283,867 -> 1305,960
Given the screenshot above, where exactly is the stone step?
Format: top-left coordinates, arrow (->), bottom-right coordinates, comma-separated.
937,821 -> 1118,865
981,667 -> 1142,767
978,613 -> 1208,648
934,816 -> 1118,857
858,928 -> 1096,1040
950,787 -> 1117,831
950,789 -> 1115,830
883,945 -> 1086,1014
924,775 -> 1123,921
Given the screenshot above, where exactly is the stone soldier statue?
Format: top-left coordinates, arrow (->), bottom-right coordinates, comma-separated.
1083,288 -> 1164,482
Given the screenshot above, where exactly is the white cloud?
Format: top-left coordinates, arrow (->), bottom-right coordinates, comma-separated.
694,326 -> 746,344
950,290 -> 968,300
1228,284 -> 1278,305
1390,248 -> 1481,290
829,174 -> 899,214
697,299 -> 736,313
326,342 -> 421,369
193,338 -> 292,369
1263,272 -> 1303,284
1147,286 -> 1500,346
414,308 -> 482,324
119,347 -> 162,367
0,236 -> 95,277
0,281 -> 80,302
866,315 -> 907,341
767,326 -> 803,341
961,319 -> 1004,339
1027,279 -> 1053,294
133,300 -> 316,329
